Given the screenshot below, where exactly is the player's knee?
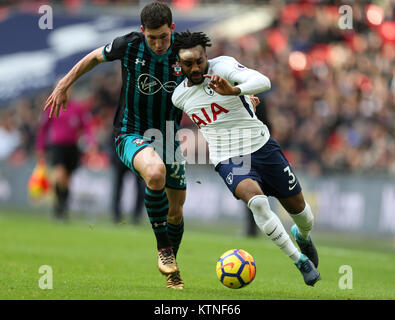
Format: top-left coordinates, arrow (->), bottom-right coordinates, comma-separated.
293,200 -> 307,214
235,179 -> 263,203
247,195 -> 272,221
144,164 -> 166,189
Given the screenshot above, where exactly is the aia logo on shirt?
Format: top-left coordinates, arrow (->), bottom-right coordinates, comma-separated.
191,103 -> 229,128
133,138 -> 147,146
172,63 -> 183,76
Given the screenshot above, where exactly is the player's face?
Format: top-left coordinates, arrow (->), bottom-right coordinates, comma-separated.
178,45 -> 208,85
141,23 -> 175,55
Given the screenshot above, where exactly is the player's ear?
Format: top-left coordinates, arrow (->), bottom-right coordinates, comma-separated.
170,23 -> 175,33
140,25 -> 145,34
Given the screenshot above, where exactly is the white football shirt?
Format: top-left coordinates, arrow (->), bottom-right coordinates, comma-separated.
172,56 -> 271,166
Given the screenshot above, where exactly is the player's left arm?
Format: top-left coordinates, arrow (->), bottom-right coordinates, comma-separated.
204,59 -> 271,96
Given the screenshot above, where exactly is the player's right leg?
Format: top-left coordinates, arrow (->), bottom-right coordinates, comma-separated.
115,135 -> 178,276
235,179 -> 302,264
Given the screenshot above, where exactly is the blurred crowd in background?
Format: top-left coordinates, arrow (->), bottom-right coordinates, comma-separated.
0,0 -> 394,177
208,0 -> 395,176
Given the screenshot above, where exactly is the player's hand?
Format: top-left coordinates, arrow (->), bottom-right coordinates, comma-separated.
249,95 -> 260,113
43,84 -> 69,118
203,74 -> 241,96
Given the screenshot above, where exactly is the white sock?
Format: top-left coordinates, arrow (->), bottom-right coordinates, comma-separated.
290,202 -> 314,240
248,195 -> 301,263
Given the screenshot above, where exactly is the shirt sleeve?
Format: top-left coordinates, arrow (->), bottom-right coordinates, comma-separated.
216,57 -> 271,96
102,35 -> 128,62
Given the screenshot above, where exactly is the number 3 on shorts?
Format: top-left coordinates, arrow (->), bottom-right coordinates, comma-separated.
284,165 -> 297,190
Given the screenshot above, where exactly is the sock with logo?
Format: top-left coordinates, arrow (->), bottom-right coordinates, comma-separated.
248,195 -> 300,263
289,202 -> 314,240
167,218 -> 184,257
144,187 -> 172,250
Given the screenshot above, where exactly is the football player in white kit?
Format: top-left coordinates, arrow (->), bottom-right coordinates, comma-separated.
172,31 -> 320,286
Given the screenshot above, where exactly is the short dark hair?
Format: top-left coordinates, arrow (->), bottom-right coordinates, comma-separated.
173,31 -> 212,55
140,1 -> 173,29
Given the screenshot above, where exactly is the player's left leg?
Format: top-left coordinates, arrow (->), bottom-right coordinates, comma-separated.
278,192 -> 318,268
164,188 -> 185,289
166,188 -> 185,257
52,164 -> 70,220
162,160 -> 187,290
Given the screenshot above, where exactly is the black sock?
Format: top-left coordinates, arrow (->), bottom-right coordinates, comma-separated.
168,218 -> 184,257
55,184 -> 69,216
144,187 -> 172,250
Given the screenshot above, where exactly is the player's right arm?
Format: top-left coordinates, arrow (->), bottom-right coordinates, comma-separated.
43,47 -> 106,118
44,34 -> 129,118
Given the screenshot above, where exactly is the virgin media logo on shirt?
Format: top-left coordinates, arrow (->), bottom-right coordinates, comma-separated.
137,74 -> 177,95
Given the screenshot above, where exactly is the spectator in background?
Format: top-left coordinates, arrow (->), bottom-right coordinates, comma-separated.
2,1 -> 394,177
15,99 -> 37,157
0,109 -> 21,161
91,69 -> 147,224
36,99 -> 96,220
208,1 -> 395,176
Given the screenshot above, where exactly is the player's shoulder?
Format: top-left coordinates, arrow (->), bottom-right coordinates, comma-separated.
103,32 -> 143,61
106,32 -> 142,51
117,31 -> 144,46
209,56 -> 237,64
209,56 -> 244,73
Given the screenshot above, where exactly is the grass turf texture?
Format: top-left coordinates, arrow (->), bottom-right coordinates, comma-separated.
1,211 -> 394,300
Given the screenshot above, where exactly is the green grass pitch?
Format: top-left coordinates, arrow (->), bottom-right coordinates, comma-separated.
1,210 -> 394,300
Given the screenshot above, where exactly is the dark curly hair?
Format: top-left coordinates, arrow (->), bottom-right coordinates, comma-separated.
140,1 -> 172,29
173,31 -> 212,55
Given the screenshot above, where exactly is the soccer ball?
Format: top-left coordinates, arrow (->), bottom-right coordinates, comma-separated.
216,249 -> 256,289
